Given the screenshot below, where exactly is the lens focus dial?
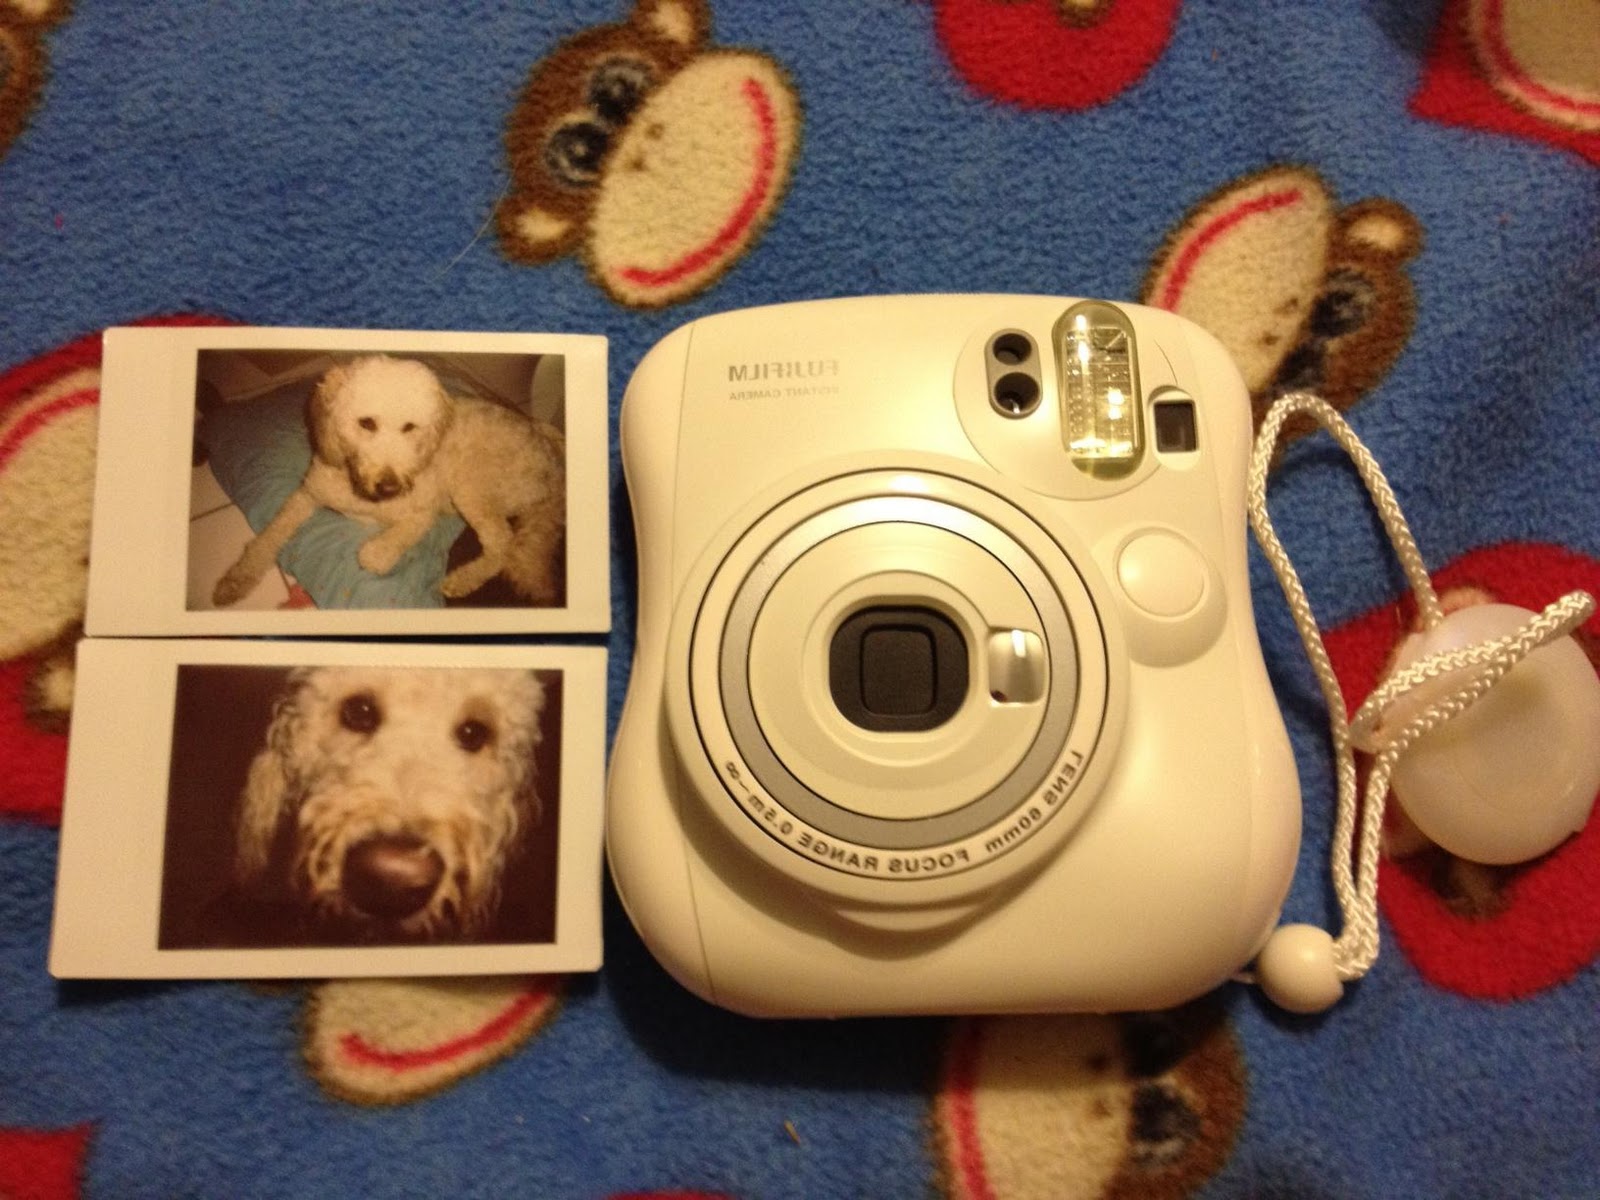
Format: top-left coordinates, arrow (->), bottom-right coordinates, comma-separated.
666,469 -> 1116,900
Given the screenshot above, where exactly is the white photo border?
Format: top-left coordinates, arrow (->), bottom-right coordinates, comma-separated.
50,639 -> 606,979
86,325 -> 609,636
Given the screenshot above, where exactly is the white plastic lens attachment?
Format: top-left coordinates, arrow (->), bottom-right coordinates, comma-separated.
1053,301 -> 1142,478
1387,604 -> 1600,865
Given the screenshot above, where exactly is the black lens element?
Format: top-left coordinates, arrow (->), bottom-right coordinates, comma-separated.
829,606 -> 968,732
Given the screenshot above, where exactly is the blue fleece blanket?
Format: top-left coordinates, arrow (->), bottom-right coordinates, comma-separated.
2,2 -> 1597,1198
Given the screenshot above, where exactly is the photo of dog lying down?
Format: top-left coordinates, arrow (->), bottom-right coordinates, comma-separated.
210,354 -> 565,608
163,665 -> 559,949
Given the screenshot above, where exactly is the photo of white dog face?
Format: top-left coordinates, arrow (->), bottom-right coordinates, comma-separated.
159,665 -> 562,950
310,357 -> 453,504
186,342 -> 572,616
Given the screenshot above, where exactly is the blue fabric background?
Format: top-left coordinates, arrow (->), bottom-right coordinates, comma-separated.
2,1 -> 1597,1197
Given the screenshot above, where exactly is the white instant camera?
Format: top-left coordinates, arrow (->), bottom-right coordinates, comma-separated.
607,295 -> 1301,1017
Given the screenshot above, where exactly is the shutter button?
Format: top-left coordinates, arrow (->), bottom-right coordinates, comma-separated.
1116,531 -> 1207,618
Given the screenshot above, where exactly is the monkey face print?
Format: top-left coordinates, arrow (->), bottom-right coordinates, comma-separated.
499,0 -> 801,308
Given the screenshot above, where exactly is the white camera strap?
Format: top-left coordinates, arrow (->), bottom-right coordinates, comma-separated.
1244,392 -> 1594,1011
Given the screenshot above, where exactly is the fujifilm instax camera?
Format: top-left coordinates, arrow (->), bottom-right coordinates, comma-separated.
607,295 -> 1300,1017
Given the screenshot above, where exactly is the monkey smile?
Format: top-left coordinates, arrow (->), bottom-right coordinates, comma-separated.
613,73 -> 782,293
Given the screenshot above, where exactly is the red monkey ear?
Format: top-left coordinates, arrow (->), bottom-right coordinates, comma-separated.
631,0 -> 712,49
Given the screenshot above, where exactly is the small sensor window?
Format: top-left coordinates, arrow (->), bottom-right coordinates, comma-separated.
1153,399 -> 1198,453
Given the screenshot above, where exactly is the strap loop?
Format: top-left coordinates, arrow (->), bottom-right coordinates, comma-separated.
1248,393 -> 1594,981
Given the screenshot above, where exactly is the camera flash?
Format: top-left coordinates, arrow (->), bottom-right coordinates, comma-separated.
1053,302 -> 1142,479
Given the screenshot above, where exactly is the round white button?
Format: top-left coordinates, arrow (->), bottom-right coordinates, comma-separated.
1117,531 -> 1207,618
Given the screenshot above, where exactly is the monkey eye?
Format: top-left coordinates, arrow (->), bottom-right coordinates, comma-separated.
358,416 -> 378,432
455,718 -> 493,753
1310,268 -> 1377,338
545,118 -> 611,187
589,57 -> 654,127
339,692 -> 382,734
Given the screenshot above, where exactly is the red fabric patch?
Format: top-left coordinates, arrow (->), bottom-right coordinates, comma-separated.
0,1124 -> 94,1200
0,388 -> 97,474
0,658 -> 69,823
933,0 -> 1182,110
1410,0 -> 1600,167
1323,542 -> 1600,999
0,314 -> 234,826
0,315 -> 235,405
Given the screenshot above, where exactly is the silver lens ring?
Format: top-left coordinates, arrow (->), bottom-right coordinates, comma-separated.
714,493 -> 1091,853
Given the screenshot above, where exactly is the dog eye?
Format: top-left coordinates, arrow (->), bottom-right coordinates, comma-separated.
358,417 -> 378,432
455,719 -> 493,753
401,422 -> 417,433
339,692 -> 382,734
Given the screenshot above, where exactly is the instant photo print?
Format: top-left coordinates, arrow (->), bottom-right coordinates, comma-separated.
49,639 -> 606,979
86,325 -> 609,637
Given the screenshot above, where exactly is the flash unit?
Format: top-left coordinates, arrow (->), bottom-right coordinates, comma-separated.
1053,301 -> 1142,478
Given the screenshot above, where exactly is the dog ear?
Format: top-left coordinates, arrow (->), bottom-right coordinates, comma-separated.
485,673 -> 543,833
235,748 -> 289,884
515,768 -> 543,831
494,729 -> 541,832
308,364 -> 351,467
421,378 -> 455,462
235,679 -> 305,884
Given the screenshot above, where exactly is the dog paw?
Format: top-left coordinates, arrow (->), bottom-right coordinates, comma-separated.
212,566 -> 257,607
441,563 -> 492,598
358,539 -> 402,576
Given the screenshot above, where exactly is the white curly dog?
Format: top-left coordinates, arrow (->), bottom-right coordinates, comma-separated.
234,666 -> 546,940
212,354 -> 565,607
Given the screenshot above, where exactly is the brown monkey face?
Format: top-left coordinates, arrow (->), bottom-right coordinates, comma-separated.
0,367 -> 99,662
1143,168 -> 1337,395
505,19 -> 698,242
586,50 -> 798,306
540,54 -> 662,192
500,0 -> 801,308
1143,166 -> 1421,445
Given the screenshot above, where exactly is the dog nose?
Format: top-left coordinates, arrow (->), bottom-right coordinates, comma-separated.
373,475 -> 403,500
342,835 -> 445,920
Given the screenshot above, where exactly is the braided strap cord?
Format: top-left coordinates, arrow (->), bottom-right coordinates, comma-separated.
1246,392 -> 1595,980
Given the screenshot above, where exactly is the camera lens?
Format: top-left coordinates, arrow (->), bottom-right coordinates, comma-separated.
828,606 -> 968,733
990,332 -> 1033,366
991,372 -> 1040,417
